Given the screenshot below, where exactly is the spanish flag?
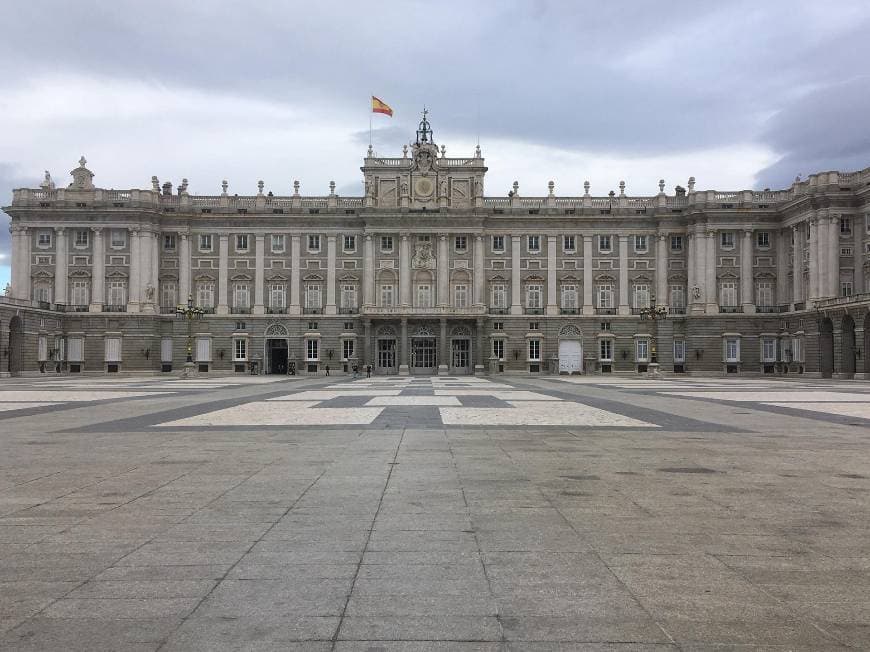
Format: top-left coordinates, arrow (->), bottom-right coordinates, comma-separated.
371,96 -> 393,117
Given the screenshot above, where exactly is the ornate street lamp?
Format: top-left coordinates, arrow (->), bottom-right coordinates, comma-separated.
639,293 -> 668,376
176,294 -> 204,376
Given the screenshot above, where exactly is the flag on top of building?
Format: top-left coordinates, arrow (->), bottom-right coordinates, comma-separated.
371,96 -> 393,117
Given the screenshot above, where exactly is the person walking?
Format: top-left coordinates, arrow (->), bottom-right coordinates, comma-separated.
352,364 -> 359,379
366,364 -> 372,378
325,364 -> 330,376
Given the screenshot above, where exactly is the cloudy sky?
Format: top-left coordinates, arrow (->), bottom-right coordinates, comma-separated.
2,0 -> 869,290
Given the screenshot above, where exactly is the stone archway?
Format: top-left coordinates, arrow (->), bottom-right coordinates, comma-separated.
841,315 -> 856,378
819,318 -> 834,378
8,316 -> 23,377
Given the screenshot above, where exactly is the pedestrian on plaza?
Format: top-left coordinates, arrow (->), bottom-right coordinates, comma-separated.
325,364 -> 330,376
366,364 -> 372,378
352,364 -> 359,379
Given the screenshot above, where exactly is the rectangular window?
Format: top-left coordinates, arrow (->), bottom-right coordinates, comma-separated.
599,339 -> 613,361
492,235 -> 505,252
308,234 -> 320,251
596,284 -> 613,308
38,231 -> 52,247
453,284 -> 468,308
725,338 -> 740,362
560,284 -> 577,309
416,284 -> 432,308
38,335 -> 48,361
71,280 -> 89,306
270,283 -> 286,308
111,230 -> 126,248
342,339 -> 354,360
493,339 -> 505,360
841,247 -> 853,256
563,235 -> 576,252
306,339 -> 319,361
163,233 -> 176,251
195,337 -> 211,362
634,235 -> 647,252
673,339 -> 686,363
199,234 -> 213,251
756,232 -> 770,248
526,284 -> 542,308
197,282 -> 214,308
380,235 -> 394,252
792,337 -> 803,362
632,284 -> 650,309
271,234 -> 285,252
105,337 -> 122,362
841,280 -> 853,297
74,230 -> 89,247
670,235 -> 683,252
454,236 -> 467,252
305,284 -> 322,309
670,285 -> 686,310
492,321 -> 504,330
528,339 -> 541,361
599,235 -> 612,252
33,283 -> 51,303
840,216 -> 852,235
636,338 -> 649,362
160,282 -> 176,308
527,235 -> 540,252
379,284 -> 394,307
756,281 -> 773,307
720,232 -> 735,249
68,337 -> 84,363
340,284 -> 357,309
490,284 -> 506,309
529,322 -> 540,330
762,338 -> 776,362
233,283 -> 250,309
719,281 -> 738,307
233,338 -> 248,361
235,234 -> 249,251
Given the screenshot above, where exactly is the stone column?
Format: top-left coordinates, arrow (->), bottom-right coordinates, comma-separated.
90,227 -> 104,311
617,235 -> 629,315
399,234 -> 410,307
473,234 -> 484,307
437,234 -> 449,307
475,317 -> 485,375
362,234 -> 374,308
705,229 -> 717,313
828,215 -> 840,298
362,319 -> 371,367
741,229 -> 755,313
792,225 -> 802,308
54,227 -> 68,306
141,229 -> 158,313
179,232 -> 191,304
13,226 -> 31,302
656,233 -> 667,306
128,228 -> 140,311
582,234 -> 594,315
254,234 -> 265,314
808,218 -> 819,301
325,234 -> 337,315
399,317 -> 409,375
217,234 -> 229,315
854,217 -> 864,295
546,235 -> 558,314
687,232 -> 695,309
817,215 -> 828,299
438,317 -> 448,375
150,230 -> 160,298
510,235 -> 522,315
290,235 -> 301,314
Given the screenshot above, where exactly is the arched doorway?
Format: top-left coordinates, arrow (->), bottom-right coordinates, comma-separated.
264,323 -> 289,374
450,325 -> 472,375
375,326 -> 398,374
819,317 -> 834,378
842,315 -> 856,378
558,324 -> 583,374
410,325 -> 437,375
8,316 -> 23,377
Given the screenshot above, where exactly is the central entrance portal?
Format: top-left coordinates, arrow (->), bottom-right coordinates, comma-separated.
267,339 -> 288,374
377,339 -> 397,374
411,338 -> 437,375
451,339 -> 471,374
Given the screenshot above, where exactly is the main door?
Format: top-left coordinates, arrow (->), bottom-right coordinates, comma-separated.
451,339 -> 471,374
411,338 -> 437,375
267,339 -> 288,374
377,339 -> 397,374
559,339 -> 582,374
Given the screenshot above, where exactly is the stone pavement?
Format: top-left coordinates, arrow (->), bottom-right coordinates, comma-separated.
0,373 -> 869,650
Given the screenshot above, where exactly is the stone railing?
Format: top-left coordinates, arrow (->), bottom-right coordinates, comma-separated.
815,293 -> 870,310
361,305 -> 487,317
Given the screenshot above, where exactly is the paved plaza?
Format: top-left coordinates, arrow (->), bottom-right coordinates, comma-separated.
0,373 -> 869,650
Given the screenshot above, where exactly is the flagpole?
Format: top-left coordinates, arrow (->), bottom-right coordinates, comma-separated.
369,96 -> 373,148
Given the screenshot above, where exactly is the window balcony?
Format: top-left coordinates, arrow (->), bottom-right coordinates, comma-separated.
200,306 -> 216,314
266,306 -> 287,314
338,306 -> 359,314
719,305 -> 743,313
524,307 -> 543,315
489,307 -> 509,315
362,305 -> 487,317
105,304 -> 128,313
792,302 -> 806,311
630,307 -> 646,315
159,305 -> 175,314
303,307 -> 323,315
596,307 -> 616,315
62,304 -> 90,313
668,306 -> 686,315
37,300 -> 52,310
756,304 -> 788,314
232,306 -> 252,314
560,307 -> 578,315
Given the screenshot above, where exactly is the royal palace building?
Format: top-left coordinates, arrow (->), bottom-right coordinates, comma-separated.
2,115 -> 870,378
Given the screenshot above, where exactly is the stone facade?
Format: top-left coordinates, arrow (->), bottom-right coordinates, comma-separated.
3,119 -> 870,378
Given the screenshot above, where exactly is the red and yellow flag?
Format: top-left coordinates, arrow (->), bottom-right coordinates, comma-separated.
371,96 -> 393,117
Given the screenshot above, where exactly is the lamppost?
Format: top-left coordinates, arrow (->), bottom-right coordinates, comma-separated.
639,293 -> 668,377
176,294 -> 204,377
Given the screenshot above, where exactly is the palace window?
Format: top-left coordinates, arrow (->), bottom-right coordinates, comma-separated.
271,234 -> 285,253
673,339 -> 686,363
670,235 -> 683,252
306,339 -> 319,361
453,284 -> 468,308
634,235 -> 648,253
596,283 -> 613,309
305,284 -> 322,309
343,234 -> 356,251
841,280 -> 853,297
724,338 -> 740,362
196,281 -> 214,308
792,337 -> 803,362
598,235 -> 612,252
490,284 -> 506,309
235,234 -> 249,252
110,230 -> 126,248
636,338 -> 649,362
719,281 -> 738,307
669,285 -> 686,311
454,236 -> 467,252
492,235 -> 505,252
840,216 -> 852,235
379,284 -> 394,307
528,339 -> 541,361
756,232 -> 770,248
841,247 -> 853,256
163,233 -> 176,251
560,284 -> 577,309
720,232 -> 735,249
233,338 -> 248,361
74,230 -> 89,248
756,281 -> 773,307
37,231 -> 52,247
761,338 -> 777,363
199,234 -> 213,252
380,235 -> 394,252
599,338 -> 613,361
233,283 -> 250,310
340,284 -> 357,309
525,284 -> 542,309
270,283 -> 286,308
563,235 -> 576,252
492,339 -> 505,360
632,283 -> 650,309
108,282 -> 127,306
308,234 -> 321,252
342,339 -> 354,360
492,321 -> 504,330
33,282 -> 52,303
527,235 -> 540,252
416,284 -> 432,308
160,282 -> 176,308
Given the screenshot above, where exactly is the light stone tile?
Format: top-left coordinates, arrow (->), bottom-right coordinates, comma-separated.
440,401 -> 656,427
267,390 -> 402,400
158,401 -> 383,426
434,390 -> 560,400
0,390 -> 169,401
364,396 -> 462,406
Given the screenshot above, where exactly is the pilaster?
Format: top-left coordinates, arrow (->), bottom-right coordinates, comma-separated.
290,235 -> 301,315
179,231 -> 191,305
128,227 -> 140,312
217,234 -> 229,315
362,234 -> 374,309
253,234 -> 265,315
582,235 -> 594,315
655,232 -> 667,306
704,229 -> 718,314
510,235 -> 522,315
473,234 -> 484,307
546,235 -> 558,315
325,234 -> 337,315
399,233 -> 411,307
740,228 -> 755,313
54,227 -> 68,307
617,235 -> 629,315
436,233 -> 449,307
89,227 -> 104,311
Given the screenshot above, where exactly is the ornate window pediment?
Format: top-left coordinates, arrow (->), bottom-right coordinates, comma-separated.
265,323 -> 289,337
303,273 -> 324,281
595,273 -> 616,282
450,325 -> 471,337
377,325 -> 397,337
266,273 -> 288,282
412,325 -> 435,338
338,273 -> 360,282
194,274 -> 216,282
231,273 -> 253,281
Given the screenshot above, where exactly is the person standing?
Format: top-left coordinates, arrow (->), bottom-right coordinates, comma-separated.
325,364 -> 330,376
366,364 -> 372,378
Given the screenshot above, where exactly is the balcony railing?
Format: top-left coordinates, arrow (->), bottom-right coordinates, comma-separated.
303,307 -> 323,315
362,305 -> 487,316
266,306 -> 287,314
793,302 -> 806,311
815,293 -> 870,309
756,304 -> 789,314
55,304 -> 89,313
489,307 -> 509,315
105,304 -> 128,313
596,307 -> 616,315
37,300 -> 52,310
524,307 -> 543,315
719,305 -> 743,314
560,307 -> 578,315
158,305 -> 175,314
201,307 -> 216,314
338,306 -> 359,314
232,306 -> 252,314
668,306 -> 686,315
